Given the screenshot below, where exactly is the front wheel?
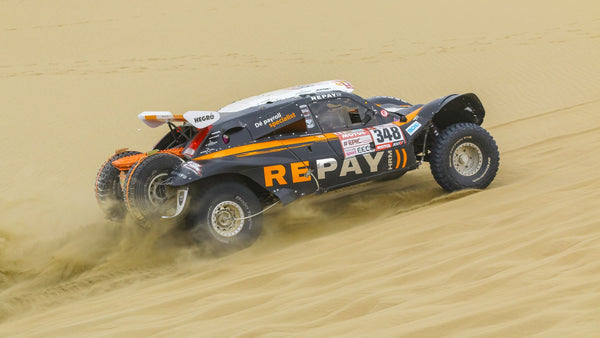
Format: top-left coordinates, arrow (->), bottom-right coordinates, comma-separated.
189,181 -> 263,251
429,123 -> 499,191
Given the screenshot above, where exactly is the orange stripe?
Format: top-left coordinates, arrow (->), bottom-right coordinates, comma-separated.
142,114 -> 186,121
402,148 -> 407,168
237,143 -> 310,157
124,157 -> 145,215
194,134 -> 333,161
393,107 -> 422,127
395,149 -> 401,169
190,109 -> 424,162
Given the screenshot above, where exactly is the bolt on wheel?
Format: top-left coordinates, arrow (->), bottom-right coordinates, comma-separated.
452,142 -> 483,176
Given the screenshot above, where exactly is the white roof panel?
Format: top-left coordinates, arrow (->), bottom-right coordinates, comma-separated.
219,80 -> 354,113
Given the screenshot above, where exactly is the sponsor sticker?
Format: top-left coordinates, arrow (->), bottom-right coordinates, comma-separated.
183,111 -> 220,129
406,121 -> 422,136
333,129 -> 374,158
335,80 -> 354,89
182,161 -> 202,176
299,104 -> 315,129
310,92 -> 341,101
380,109 -> 389,117
255,112 -> 297,129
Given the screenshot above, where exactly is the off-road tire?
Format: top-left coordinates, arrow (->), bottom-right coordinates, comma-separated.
189,181 -> 263,252
123,153 -> 185,224
95,150 -> 142,220
429,123 -> 499,191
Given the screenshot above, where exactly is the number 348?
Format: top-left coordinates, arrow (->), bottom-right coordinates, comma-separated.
372,126 -> 402,143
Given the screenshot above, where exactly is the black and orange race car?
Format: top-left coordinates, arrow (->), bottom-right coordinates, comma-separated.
95,80 -> 499,250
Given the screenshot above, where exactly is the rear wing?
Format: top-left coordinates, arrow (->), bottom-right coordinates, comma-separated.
138,111 -> 220,129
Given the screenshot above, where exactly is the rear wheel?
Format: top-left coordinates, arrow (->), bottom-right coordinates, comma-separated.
189,181 -> 263,251
123,153 -> 186,224
95,150 -> 141,220
429,123 -> 499,191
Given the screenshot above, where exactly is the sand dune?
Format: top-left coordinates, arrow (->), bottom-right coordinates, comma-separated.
1,0 -> 599,336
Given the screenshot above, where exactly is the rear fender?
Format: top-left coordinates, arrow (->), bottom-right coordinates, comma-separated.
165,159 -> 298,205
166,158 -> 260,187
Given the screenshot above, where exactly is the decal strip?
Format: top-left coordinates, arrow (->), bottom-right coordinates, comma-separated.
395,149 -> 401,169
237,143 -> 311,157
193,134 -> 337,161
402,148 -> 407,168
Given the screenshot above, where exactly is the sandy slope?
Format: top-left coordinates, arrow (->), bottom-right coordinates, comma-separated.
1,0 -> 599,336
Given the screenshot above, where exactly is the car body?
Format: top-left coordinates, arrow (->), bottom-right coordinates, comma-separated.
95,80 -> 499,250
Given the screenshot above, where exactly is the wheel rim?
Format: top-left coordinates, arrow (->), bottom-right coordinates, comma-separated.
147,173 -> 179,217
147,173 -> 170,206
452,142 -> 483,176
211,201 -> 245,237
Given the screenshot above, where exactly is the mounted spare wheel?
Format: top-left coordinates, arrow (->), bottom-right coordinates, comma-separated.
95,150 -> 142,220
123,153 -> 188,224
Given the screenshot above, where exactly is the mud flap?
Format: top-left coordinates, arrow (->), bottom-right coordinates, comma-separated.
162,187 -> 189,219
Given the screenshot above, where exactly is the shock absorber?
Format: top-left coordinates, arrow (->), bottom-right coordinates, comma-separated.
430,123 -> 440,137
418,123 -> 439,166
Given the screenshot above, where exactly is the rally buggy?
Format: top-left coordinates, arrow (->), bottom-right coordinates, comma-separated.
95,80 -> 499,250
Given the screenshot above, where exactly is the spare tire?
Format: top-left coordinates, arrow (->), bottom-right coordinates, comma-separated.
122,153 -> 186,224
95,150 -> 142,220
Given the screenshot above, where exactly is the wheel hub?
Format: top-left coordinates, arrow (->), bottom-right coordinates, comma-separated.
148,173 -> 170,206
452,142 -> 483,176
211,201 -> 245,237
217,210 -> 234,226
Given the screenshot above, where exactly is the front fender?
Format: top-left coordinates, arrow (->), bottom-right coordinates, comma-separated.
408,93 -> 485,138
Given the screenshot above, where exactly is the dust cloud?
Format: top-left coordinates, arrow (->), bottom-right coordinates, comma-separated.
1,0 -> 599,336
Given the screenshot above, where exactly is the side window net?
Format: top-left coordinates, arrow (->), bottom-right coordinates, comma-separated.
310,98 -> 368,132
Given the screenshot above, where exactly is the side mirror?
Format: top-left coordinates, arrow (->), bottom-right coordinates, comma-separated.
362,110 -> 373,125
395,114 -> 407,122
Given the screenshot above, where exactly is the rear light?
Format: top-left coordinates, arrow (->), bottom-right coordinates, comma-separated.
183,125 -> 212,159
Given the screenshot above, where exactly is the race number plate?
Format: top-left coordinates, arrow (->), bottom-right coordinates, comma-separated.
368,123 -> 405,151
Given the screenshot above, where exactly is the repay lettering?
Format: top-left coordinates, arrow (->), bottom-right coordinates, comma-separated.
363,152 -> 384,173
291,161 -> 311,183
340,157 -> 362,176
316,158 -> 337,179
263,152 -> 385,187
264,165 -> 287,187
